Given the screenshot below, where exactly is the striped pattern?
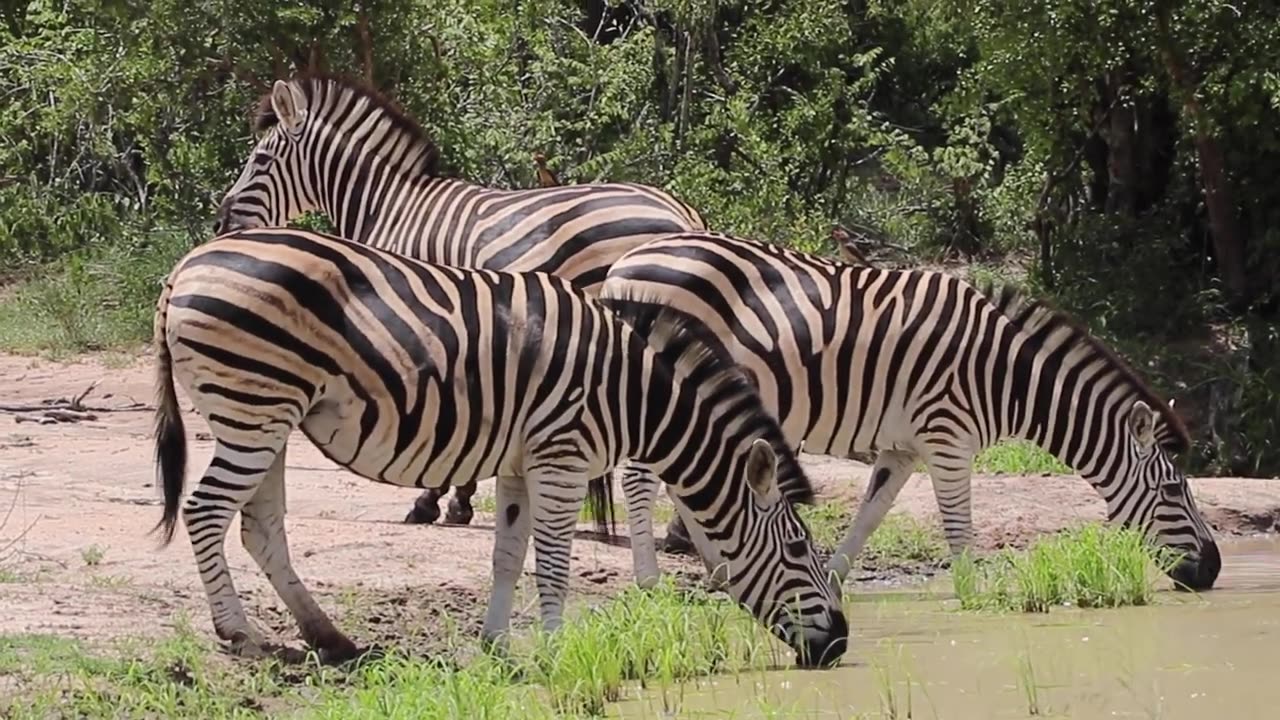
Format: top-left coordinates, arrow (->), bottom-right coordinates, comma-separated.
213,73 -> 706,525
150,227 -> 847,666
597,231 -> 1222,591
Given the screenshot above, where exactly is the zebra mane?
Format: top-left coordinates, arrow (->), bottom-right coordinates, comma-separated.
980,282 -> 1192,455
252,71 -> 442,177
599,293 -> 816,506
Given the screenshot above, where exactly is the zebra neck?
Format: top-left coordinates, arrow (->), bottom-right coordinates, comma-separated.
998,341 -> 1123,481
612,354 -> 731,496
316,161 -> 478,246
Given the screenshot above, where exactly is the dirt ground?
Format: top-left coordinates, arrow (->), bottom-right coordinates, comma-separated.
2,351 -> 1279,652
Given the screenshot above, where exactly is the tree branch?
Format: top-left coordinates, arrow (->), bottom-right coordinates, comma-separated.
356,9 -> 375,83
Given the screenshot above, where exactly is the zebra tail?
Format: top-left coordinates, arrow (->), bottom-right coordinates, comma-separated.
151,279 -> 187,547
584,474 -> 617,538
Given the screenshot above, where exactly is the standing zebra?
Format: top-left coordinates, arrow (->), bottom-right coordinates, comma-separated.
212,72 -> 707,528
151,227 -> 847,667
595,231 -> 1221,592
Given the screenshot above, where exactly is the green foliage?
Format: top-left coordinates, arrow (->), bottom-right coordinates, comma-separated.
1,0 -> 1277,473
0,231 -> 189,356
950,523 -> 1184,613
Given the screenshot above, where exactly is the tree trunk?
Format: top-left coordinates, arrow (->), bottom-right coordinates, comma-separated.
1103,70 -> 1138,216
356,10 -> 375,84
1155,9 -> 1250,303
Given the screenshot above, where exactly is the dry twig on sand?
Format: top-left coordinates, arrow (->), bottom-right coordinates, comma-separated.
0,380 -> 152,424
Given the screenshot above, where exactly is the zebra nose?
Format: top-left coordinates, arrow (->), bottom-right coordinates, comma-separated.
797,607 -> 848,669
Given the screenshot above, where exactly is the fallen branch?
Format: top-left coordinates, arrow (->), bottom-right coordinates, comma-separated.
14,409 -> 97,424
0,381 -> 152,416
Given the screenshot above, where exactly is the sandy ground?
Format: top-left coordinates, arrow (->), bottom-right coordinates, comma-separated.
2,351 -> 1279,650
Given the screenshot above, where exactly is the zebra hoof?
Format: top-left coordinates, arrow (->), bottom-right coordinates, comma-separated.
659,530 -> 695,556
224,631 -> 274,660
318,639 -> 372,667
404,500 -> 441,525
444,499 -> 474,525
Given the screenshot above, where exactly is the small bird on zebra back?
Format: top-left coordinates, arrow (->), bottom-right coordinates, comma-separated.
211,73 -> 707,531
533,151 -> 559,187
590,230 -> 1222,594
148,226 -> 848,668
830,225 -> 874,267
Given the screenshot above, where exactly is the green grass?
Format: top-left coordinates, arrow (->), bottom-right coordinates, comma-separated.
81,544 -> 106,567
973,440 -> 1072,475
517,583 -> 772,715
799,505 -> 948,569
1,581 -> 779,720
950,523 -> 1185,613
0,232 -> 191,356
1,623 -> 293,719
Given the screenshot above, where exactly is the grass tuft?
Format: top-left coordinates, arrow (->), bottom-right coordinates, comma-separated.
81,545 -> 106,567
520,580 -> 770,715
799,505 -> 948,570
973,440 -> 1072,475
950,523 -> 1184,612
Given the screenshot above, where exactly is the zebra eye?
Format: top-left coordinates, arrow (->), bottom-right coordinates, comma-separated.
785,539 -> 809,559
253,152 -> 274,167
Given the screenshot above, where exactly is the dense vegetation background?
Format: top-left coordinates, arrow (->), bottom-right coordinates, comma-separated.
0,0 -> 1276,475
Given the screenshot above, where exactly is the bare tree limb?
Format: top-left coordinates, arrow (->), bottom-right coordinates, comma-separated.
356,9 -> 375,84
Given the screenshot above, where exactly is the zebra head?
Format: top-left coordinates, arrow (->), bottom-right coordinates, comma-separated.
684,437 -> 848,668
1110,399 -> 1220,591
213,80 -> 322,235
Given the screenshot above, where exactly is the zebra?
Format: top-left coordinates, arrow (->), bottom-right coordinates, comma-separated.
592,231 -> 1222,592
212,72 -> 708,529
149,226 -> 848,667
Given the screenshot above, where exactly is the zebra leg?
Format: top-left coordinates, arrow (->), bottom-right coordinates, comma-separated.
481,475 -> 531,652
825,450 -> 917,588
445,479 -> 478,525
526,471 -> 590,635
404,483 -> 449,524
924,452 -> 976,558
667,485 -> 732,591
619,462 -> 663,589
184,438 -> 283,657
239,444 -> 359,664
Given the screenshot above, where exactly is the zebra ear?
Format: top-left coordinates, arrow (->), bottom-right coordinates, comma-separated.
1128,400 -> 1157,452
271,80 -> 308,132
746,438 -> 781,506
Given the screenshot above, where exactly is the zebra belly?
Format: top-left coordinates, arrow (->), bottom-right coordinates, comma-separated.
734,351 -> 918,461
298,382 -> 516,491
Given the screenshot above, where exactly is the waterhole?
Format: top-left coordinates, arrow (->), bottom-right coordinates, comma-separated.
614,536 -> 1280,719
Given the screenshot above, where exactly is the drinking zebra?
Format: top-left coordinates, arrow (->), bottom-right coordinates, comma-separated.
212,72 -> 707,527
150,227 -> 848,667
595,231 -> 1222,592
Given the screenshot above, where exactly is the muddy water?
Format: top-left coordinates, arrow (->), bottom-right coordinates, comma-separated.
614,537 -> 1280,719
